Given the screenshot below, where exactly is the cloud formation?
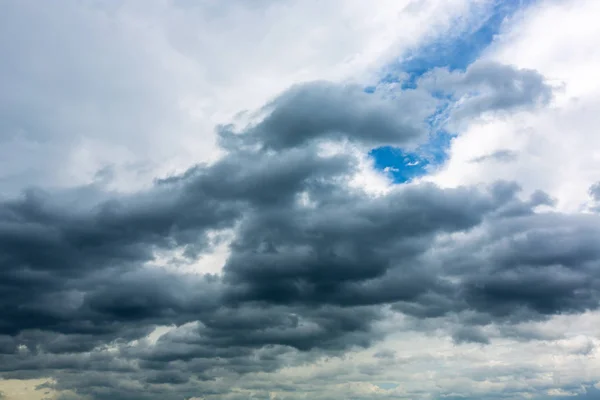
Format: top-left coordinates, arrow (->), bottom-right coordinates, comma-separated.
3,59 -> 600,398
1,1 -> 599,399
419,60 -> 554,125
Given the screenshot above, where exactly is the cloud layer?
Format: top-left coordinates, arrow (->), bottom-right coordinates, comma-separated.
1,1 -> 600,399
2,61 -> 599,399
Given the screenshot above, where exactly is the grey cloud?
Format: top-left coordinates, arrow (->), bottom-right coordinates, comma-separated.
0,63 -> 595,400
219,81 -> 437,151
373,349 -> 396,359
419,61 -> 553,122
529,189 -> 556,208
0,180 -> 238,337
470,149 -> 519,163
551,386 -> 600,400
590,182 -> 600,202
452,326 -> 490,345
222,182 -> 501,307
589,182 -> 600,212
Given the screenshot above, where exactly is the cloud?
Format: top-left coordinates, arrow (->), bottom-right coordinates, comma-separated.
470,149 -> 519,163
0,0 -> 481,196
1,1 -> 599,399
452,326 -> 491,345
1,70 -> 599,398
220,81 -> 436,151
419,60 -> 554,125
431,0 -> 600,213
368,58 -> 550,182
590,183 -> 600,202
588,182 -> 600,212
552,387 -> 600,400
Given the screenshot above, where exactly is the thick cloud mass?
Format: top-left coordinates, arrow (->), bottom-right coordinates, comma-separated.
1,64 -> 598,399
222,81 -> 436,151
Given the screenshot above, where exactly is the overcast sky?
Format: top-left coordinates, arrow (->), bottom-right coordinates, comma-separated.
1,1 -> 600,399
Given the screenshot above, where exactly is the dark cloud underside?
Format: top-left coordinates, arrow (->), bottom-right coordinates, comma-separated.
1,63 -> 593,400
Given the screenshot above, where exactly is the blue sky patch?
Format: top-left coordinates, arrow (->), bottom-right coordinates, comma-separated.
369,130 -> 453,184
391,0 -> 535,89
368,0 -> 534,183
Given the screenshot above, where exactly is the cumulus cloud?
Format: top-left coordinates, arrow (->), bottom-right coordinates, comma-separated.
1,1 -> 599,399
220,81 -> 437,151
431,0 -> 600,213
0,0 -> 482,196
419,60 -> 554,126
3,66 -> 600,398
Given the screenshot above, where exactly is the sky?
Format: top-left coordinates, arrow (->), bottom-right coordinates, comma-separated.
1,0 -> 600,399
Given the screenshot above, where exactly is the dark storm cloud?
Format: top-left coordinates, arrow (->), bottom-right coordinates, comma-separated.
0,181 -> 237,336
221,182 -> 505,307
3,64 -> 599,400
459,213 -> 600,317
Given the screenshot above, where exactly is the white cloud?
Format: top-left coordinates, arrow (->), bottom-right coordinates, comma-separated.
430,0 -> 600,212
190,309 -> 600,400
0,0 -> 483,196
